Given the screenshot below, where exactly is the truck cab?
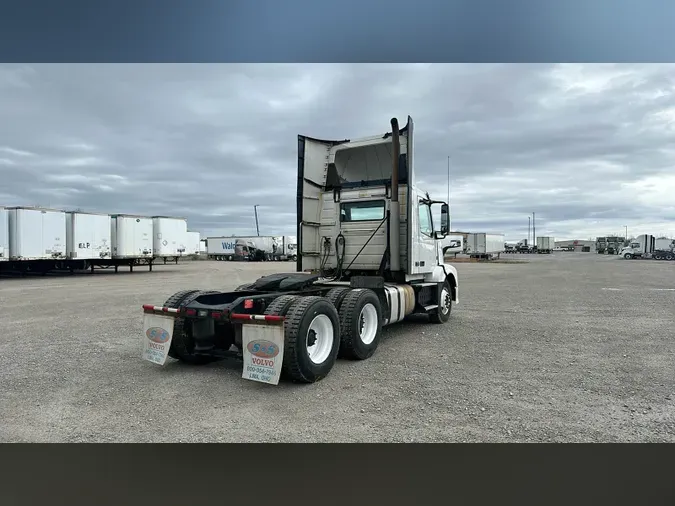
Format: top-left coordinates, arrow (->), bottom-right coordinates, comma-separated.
297,116 -> 458,292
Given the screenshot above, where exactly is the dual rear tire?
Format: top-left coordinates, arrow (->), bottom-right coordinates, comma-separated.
262,288 -> 384,383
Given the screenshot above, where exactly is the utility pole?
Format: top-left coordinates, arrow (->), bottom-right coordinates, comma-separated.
532,212 -> 536,247
447,156 -> 451,232
528,216 -> 531,245
624,225 -> 628,242
254,205 -> 260,236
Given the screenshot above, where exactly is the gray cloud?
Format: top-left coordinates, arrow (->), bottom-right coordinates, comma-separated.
1,63 -> 674,241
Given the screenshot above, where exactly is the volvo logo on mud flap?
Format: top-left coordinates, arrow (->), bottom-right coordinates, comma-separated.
247,340 -> 279,358
146,326 -> 170,344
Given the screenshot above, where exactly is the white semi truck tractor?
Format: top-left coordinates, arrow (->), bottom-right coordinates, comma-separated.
140,116 -> 459,385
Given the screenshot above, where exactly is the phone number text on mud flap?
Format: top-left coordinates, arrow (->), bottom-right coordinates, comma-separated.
246,365 -> 277,377
145,349 -> 164,362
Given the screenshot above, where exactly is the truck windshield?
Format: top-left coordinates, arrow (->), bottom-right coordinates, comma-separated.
340,200 -> 385,222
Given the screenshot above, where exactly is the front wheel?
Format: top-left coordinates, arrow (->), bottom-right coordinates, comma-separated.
429,280 -> 452,324
623,253 -> 633,260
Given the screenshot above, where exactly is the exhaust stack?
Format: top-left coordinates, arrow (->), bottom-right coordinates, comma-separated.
389,118 -> 401,272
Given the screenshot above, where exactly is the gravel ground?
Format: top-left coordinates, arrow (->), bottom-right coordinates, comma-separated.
1,253 -> 674,442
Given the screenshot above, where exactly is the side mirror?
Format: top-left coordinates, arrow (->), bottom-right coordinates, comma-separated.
440,203 -> 450,235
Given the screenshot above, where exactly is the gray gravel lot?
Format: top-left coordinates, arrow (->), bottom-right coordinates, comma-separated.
1,253 -> 674,442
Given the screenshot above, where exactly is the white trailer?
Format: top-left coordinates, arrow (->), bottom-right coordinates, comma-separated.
152,216 -> 187,259
0,206 -> 8,262
536,236 -> 555,254
111,215 -> 153,259
206,237 -> 237,260
66,211 -> 112,260
465,233 -> 505,258
7,207 -> 67,260
185,231 -> 201,255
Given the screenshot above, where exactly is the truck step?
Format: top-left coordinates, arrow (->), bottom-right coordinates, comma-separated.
424,304 -> 438,311
412,282 -> 438,287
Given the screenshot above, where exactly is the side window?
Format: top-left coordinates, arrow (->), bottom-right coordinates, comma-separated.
418,202 -> 433,237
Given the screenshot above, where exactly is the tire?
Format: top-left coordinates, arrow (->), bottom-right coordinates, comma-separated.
654,254 -> 663,260
338,289 -> 383,360
167,290 -> 222,365
291,255 -> 297,262
264,295 -> 300,318
429,279 -> 452,324
325,287 -> 351,311
623,253 -> 633,259
666,253 -> 674,261
281,296 -> 340,383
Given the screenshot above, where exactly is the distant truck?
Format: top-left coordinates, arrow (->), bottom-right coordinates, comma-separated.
536,236 -> 555,254
207,235 -> 297,261
465,233 -> 504,259
272,235 -> 298,261
596,236 -> 624,255
619,234 -> 675,261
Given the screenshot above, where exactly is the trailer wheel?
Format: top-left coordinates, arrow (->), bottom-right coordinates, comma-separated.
168,290 -> 222,365
623,253 -> 633,260
325,287 -> 351,311
429,279 -> 452,324
281,296 -> 340,383
666,253 -> 674,261
338,289 -> 383,360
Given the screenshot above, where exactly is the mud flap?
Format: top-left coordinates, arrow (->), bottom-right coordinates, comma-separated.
241,322 -> 285,385
142,313 -> 175,365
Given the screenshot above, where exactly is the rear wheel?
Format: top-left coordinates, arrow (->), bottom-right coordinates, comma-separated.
666,253 -> 674,261
264,295 -> 300,317
281,296 -> 340,383
338,289 -> 383,360
167,290 -> 222,365
325,287 -> 351,311
429,279 -> 452,324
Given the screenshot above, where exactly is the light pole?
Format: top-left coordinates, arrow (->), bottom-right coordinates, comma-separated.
624,225 -> 628,242
447,156 -> 451,232
532,211 -> 536,248
528,216 -> 531,245
254,205 -> 260,236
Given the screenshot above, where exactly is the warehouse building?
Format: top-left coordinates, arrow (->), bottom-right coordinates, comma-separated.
555,240 -> 595,252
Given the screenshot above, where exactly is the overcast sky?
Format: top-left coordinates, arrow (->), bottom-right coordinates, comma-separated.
1,63 -> 674,242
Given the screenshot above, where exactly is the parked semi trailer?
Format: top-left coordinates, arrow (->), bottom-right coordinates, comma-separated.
109,214 -> 155,272
141,116 -> 459,385
152,216 -> 187,264
465,233 -> 504,259
620,235 -> 675,261
536,236 -> 555,254
185,231 -> 201,255
0,206 -> 8,262
66,211 -> 112,261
